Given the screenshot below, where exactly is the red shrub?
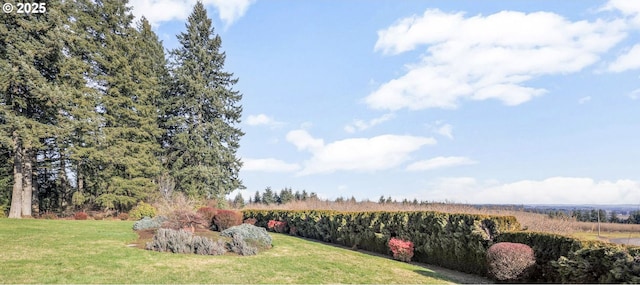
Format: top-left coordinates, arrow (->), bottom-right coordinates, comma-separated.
486,242 -> 536,281
196,206 -> 218,226
388,237 -> 414,262
267,220 -> 287,233
74,212 -> 88,220
243,218 -> 257,225
213,209 -> 243,231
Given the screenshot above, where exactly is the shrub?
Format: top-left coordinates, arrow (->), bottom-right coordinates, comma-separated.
388,238 -> 414,262
228,234 -> 258,256
193,235 -> 227,255
133,216 -> 167,231
129,202 -> 157,220
267,220 -> 287,233
486,242 -> 536,282
214,209 -> 243,231
118,213 -> 130,221
163,209 -> 207,231
243,218 -> 257,225
196,206 -> 218,227
220,223 -> 272,249
40,212 -> 58,220
92,212 -> 105,220
146,228 -> 226,255
74,212 -> 88,220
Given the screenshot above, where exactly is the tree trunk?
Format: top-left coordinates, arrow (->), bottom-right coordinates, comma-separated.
8,132 -> 23,218
21,148 -> 33,217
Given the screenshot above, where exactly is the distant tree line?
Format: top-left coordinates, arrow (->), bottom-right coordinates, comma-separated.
541,208 -> 640,224
246,187 -> 319,205
0,1 -> 243,217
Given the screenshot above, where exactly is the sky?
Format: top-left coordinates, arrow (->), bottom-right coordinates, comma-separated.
128,0 -> 640,205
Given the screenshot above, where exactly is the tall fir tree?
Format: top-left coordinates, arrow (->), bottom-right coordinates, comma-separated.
0,2 -> 66,217
164,2 -> 244,200
77,0 -> 163,211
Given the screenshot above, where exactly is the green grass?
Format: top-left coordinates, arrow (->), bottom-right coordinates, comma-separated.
0,219 -> 454,284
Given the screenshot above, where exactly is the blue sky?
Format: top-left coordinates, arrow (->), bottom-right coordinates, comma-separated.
129,0 -> 640,204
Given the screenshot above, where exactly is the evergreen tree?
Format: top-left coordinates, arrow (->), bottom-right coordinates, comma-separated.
253,190 -> 261,204
262,187 -> 275,205
76,0 -> 163,211
232,192 -> 244,208
279,187 -> 294,204
1,2 -> 66,217
164,2 -> 244,200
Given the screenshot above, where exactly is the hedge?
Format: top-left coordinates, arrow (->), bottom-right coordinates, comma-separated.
243,210 -> 520,275
498,231 -> 640,283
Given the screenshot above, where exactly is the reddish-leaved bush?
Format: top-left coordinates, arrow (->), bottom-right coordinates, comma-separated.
388,237 -> 414,262
243,218 -> 257,225
486,242 -> 536,281
118,213 -> 130,221
196,206 -> 218,227
213,209 -> 243,231
74,212 -> 88,220
267,220 -> 287,233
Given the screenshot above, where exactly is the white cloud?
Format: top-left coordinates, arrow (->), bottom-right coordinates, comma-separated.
578,96 -> 592,104
603,0 -> 640,28
344,113 -> 395,133
286,129 -> 324,152
367,9 -> 626,111
418,177 -> 640,204
609,44 -> 640,72
406,156 -> 476,171
246,114 -> 284,128
436,124 -> 453,139
286,130 -> 436,175
629,89 -> 640,100
129,0 -> 254,27
242,158 -> 300,172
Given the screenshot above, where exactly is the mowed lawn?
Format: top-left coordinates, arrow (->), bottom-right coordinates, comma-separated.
0,219 -> 454,284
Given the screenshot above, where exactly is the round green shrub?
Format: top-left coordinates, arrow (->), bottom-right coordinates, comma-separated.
221,223 -> 272,249
129,202 -> 157,220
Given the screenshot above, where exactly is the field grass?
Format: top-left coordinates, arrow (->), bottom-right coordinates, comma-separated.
0,219 -> 456,284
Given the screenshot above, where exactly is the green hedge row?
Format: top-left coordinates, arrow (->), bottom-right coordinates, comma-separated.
242,210 -> 520,275
498,231 -> 640,283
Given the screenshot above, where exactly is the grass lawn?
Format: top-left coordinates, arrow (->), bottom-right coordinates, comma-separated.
0,219 -> 455,284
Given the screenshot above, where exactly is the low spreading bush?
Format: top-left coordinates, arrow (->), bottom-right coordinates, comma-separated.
133,216 -> 167,231
213,209 -> 243,231
486,242 -> 536,282
129,202 -> 157,220
228,234 -> 258,256
388,238 -> 414,262
267,220 -> 287,233
220,223 -> 272,249
196,206 -> 217,227
146,228 -> 226,255
74,212 -> 88,220
163,209 -> 207,231
118,213 -> 129,221
40,212 -> 58,220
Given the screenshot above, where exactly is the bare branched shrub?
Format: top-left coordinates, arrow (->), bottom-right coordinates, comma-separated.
487,242 -> 536,281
